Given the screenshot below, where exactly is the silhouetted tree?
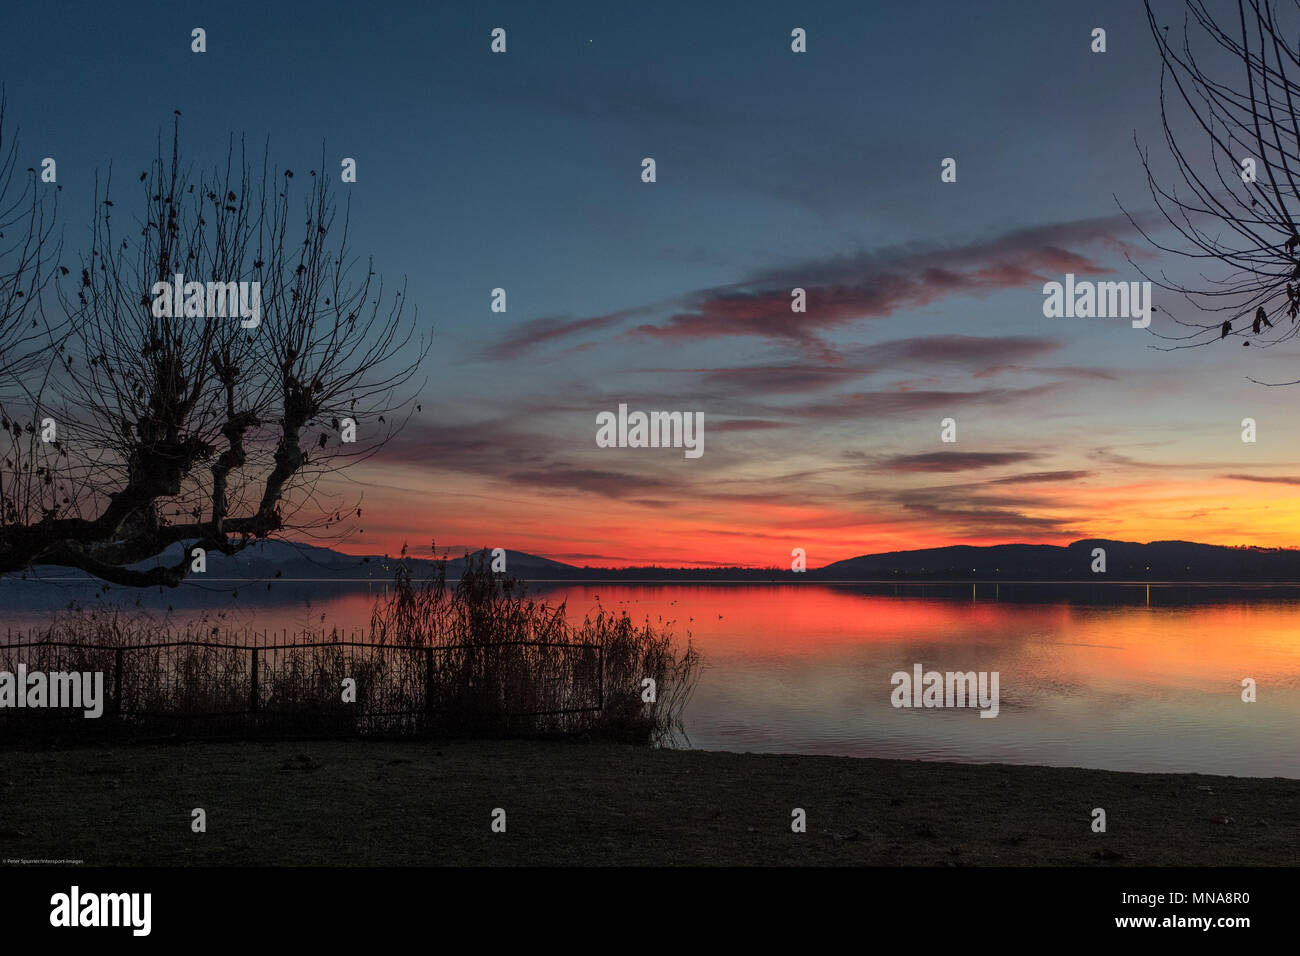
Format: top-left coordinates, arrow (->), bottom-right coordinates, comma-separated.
0,87 -> 61,401
0,116 -> 427,585
1130,0 -> 1300,374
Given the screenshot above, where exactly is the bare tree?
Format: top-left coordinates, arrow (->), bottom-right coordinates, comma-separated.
0,118 -> 428,586
1129,0 -> 1300,372
0,87 -> 60,389
0,88 -> 65,548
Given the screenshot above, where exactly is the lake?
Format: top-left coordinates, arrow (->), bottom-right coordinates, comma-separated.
3,579 -> 1298,778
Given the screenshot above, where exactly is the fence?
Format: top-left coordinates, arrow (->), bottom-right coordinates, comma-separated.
0,630 -> 605,739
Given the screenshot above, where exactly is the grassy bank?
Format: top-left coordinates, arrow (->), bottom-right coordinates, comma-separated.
2,739 -> 1296,865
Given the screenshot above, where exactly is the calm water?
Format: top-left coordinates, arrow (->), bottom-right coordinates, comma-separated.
5,581 -> 1299,778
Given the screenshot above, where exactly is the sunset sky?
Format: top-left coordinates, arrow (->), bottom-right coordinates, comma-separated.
6,0 -> 1300,567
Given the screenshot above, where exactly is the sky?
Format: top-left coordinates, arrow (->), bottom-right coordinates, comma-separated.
5,0 -> 1300,567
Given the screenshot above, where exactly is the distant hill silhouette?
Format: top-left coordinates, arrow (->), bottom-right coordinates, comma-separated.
815,539 -> 1300,581
8,538 -> 1300,584
8,542 -> 580,584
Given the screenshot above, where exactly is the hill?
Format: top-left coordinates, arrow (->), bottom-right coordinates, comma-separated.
9,538 -> 1300,584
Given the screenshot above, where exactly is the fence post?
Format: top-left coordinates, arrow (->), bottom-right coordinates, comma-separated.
250,646 -> 259,713
113,647 -> 124,717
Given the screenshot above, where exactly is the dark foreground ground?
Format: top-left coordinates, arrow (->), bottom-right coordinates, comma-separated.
2,739 -> 1296,865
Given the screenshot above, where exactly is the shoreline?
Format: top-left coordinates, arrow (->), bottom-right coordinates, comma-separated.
3,739 -> 1297,866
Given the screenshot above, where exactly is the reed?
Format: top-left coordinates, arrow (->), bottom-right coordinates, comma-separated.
368,547 -> 701,745
0,549 -> 700,745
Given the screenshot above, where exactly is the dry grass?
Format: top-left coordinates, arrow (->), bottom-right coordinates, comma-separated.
2,738 -> 1296,866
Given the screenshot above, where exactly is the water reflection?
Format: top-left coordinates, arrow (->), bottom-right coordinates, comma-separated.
3,581 -> 1297,777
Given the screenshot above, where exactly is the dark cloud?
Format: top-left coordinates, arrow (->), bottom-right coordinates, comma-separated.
371,420 -> 689,499
1221,473 -> 1300,485
787,382 -> 1062,420
707,419 -> 795,432
482,213 -> 1146,361
374,419 -> 555,473
1092,447 -> 1296,471
670,336 -> 1063,397
506,467 -> 679,498
880,451 -> 1041,473
984,470 -> 1094,484
892,493 -> 1079,536
480,306 -> 656,361
857,335 -> 1060,369
626,249 -> 1103,359
973,364 -> 1119,381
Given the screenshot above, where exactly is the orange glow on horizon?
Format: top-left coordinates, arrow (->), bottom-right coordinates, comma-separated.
309,464 -> 1300,567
